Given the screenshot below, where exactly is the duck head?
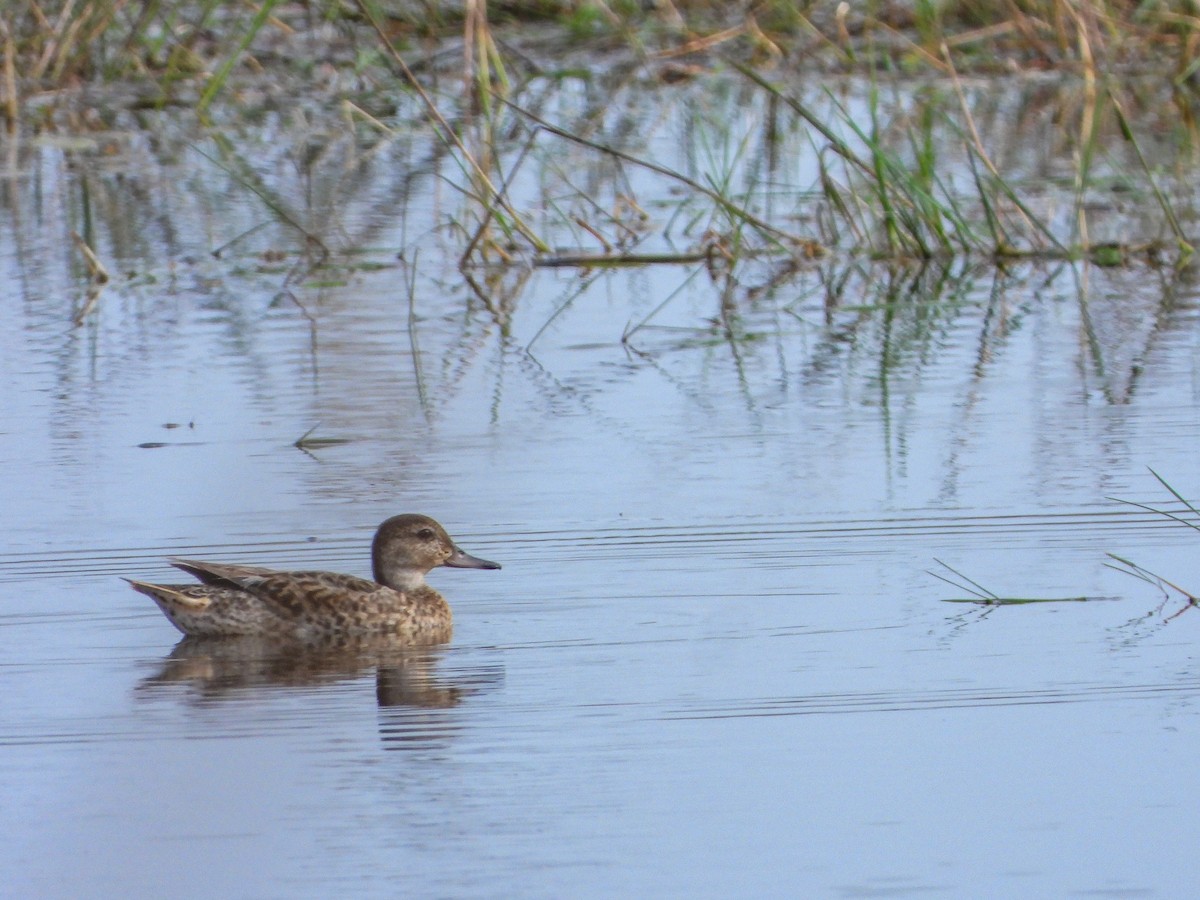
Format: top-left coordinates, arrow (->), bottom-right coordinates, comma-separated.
372,514 -> 501,590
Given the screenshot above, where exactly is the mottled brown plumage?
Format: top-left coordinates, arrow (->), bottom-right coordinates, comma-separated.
126,514 -> 500,641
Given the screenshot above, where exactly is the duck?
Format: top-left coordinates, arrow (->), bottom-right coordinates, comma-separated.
125,514 -> 500,641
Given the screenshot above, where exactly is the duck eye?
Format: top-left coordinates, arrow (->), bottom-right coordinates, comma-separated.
417,528 -> 435,540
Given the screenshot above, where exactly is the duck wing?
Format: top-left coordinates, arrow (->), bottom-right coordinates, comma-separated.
169,558 -> 282,588
228,570 -> 390,620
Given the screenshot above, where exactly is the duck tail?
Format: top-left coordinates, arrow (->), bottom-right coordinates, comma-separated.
123,578 -> 211,610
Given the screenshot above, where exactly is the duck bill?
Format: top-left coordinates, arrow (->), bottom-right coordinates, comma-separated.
444,545 -> 501,570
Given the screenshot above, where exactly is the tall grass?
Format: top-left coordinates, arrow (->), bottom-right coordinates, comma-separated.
4,1 -> 1199,266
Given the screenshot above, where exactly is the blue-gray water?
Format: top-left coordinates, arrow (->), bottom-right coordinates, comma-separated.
5,76 -> 1200,897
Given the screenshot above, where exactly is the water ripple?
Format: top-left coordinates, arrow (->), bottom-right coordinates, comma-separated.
0,507 -> 1186,583
659,678 -> 1200,719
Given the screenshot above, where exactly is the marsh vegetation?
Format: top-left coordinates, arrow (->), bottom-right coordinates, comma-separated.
7,1 -> 1200,278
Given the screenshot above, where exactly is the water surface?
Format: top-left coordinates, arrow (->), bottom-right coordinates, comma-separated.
4,71 -> 1200,898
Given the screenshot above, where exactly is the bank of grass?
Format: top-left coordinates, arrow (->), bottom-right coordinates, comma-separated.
8,1 -> 1200,88
4,0 -> 1200,266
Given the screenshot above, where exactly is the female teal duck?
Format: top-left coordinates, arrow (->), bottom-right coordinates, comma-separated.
126,514 -> 500,641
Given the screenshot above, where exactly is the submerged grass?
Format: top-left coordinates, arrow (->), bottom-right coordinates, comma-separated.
293,423 -> 352,452
1107,470 -> 1200,618
930,559 -> 1091,605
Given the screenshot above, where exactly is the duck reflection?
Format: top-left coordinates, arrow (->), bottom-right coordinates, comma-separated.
138,634 -> 503,749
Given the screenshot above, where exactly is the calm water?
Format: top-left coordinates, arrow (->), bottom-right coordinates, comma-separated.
5,73 -> 1200,898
